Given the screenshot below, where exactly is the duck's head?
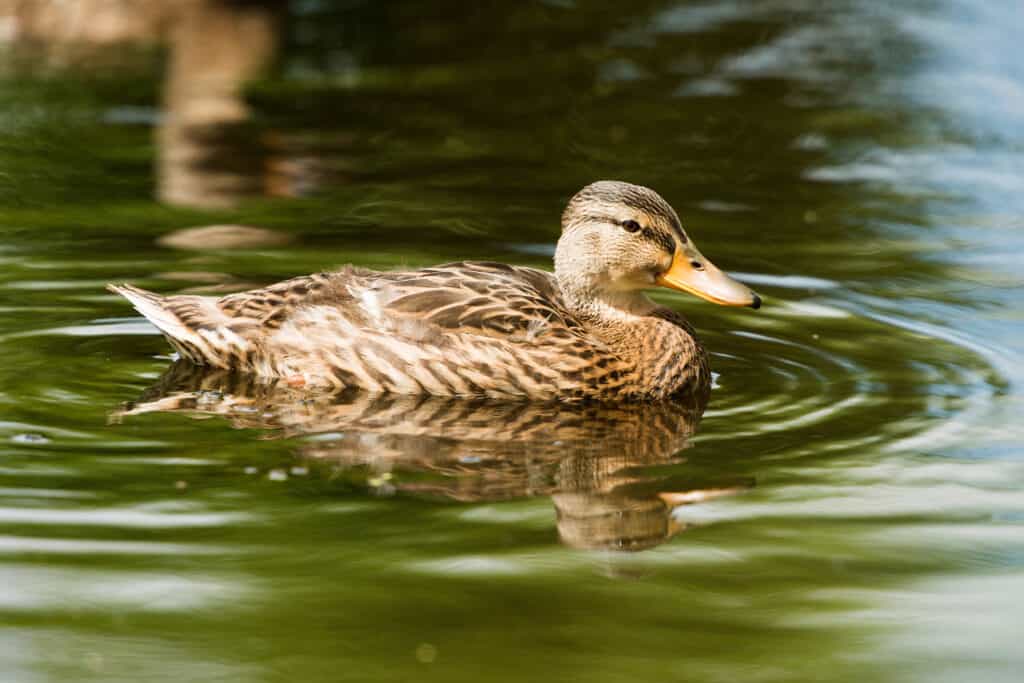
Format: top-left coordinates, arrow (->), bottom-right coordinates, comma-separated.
554,180 -> 760,309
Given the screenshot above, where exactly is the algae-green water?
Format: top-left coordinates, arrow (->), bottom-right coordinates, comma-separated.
1,2 -> 1022,681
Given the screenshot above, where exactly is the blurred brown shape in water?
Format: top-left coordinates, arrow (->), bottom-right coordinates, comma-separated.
157,224 -> 293,250
117,362 -> 751,552
158,1 -> 279,208
0,0 -> 171,47
0,0 -> 322,209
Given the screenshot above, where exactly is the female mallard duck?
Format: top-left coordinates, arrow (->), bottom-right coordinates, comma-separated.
108,181 -> 760,401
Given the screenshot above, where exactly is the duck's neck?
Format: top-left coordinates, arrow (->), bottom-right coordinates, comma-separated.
556,278 -> 709,399
558,284 -> 658,327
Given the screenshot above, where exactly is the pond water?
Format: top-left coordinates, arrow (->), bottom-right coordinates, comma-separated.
1,1 -> 1022,681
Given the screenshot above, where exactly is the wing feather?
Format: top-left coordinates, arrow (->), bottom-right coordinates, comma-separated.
366,262 -> 582,342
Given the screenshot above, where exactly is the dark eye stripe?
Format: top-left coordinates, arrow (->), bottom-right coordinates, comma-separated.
573,212 -> 681,253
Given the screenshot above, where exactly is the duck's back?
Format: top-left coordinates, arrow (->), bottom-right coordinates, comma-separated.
110,262 -> 632,400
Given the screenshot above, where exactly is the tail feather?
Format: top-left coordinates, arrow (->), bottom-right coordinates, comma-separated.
107,284 -> 193,343
107,283 -> 251,367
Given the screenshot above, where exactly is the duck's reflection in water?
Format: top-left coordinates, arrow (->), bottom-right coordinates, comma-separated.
121,363 -> 750,551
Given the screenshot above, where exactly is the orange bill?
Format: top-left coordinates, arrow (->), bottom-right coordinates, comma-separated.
655,247 -> 761,308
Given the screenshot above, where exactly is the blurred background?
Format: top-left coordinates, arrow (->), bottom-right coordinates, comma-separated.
1,1 -> 1022,682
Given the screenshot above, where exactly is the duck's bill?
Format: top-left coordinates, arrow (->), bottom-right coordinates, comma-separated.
655,248 -> 761,308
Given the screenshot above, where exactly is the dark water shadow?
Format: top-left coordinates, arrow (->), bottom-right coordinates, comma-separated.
117,362 -> 750,552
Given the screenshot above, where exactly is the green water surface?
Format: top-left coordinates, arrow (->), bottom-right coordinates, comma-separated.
1,2 -> 1022,682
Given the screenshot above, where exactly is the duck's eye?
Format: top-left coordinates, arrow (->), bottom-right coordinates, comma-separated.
621,219 -> 641,233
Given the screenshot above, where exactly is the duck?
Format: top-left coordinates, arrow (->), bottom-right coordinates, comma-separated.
108,180 -> 760,401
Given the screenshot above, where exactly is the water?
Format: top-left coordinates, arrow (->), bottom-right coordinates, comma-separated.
1,1 -> 1023,681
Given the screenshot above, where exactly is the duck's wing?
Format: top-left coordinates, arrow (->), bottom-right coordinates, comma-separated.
212,262 -> 583,343
110,263 -> 616,397
108,262 -> 574,357
216,271 -> 340,328
364,261 -> 584,342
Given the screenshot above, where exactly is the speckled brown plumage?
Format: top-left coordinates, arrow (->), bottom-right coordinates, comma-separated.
108,181 -> 760,402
